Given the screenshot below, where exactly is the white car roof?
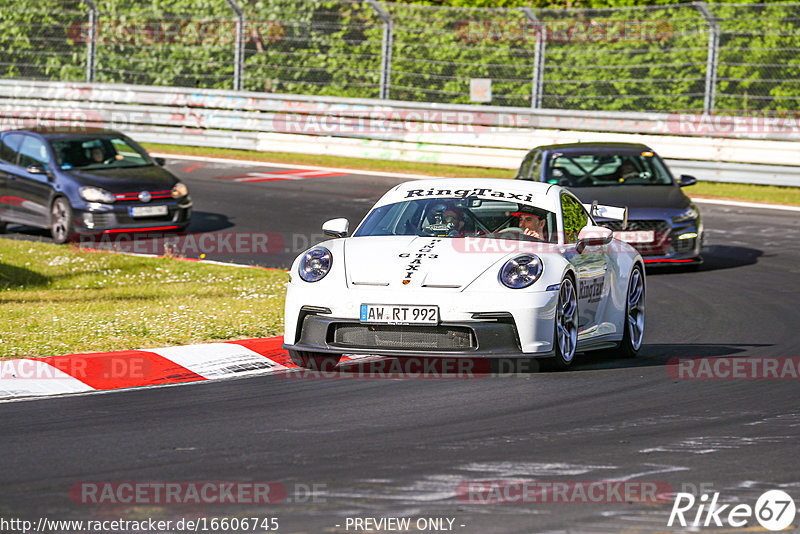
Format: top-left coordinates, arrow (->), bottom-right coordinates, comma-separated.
374,178 -> 561,212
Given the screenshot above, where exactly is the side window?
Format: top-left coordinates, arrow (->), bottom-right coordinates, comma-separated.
17,135 -> 50,171
0,133 -> 24,164
517,152 -> 534,179
529,153 -> 543,181
561,193 -> 589,244
518,151 -> 542,180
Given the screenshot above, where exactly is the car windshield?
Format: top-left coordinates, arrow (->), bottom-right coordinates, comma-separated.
354,197 -> 558,243
51,137 -> 153,170
546,151 -> 674,187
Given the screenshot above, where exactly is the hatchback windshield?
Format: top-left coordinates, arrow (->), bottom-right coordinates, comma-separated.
546,151 -> 674,186
354,197 -> 558,243
51,137 -> 153,170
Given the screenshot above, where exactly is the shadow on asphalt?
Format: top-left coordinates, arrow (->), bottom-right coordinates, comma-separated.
2,210 -> 234,246
297,343 -> 773,378
646,245 -> 762,275
568,342 -> 773,373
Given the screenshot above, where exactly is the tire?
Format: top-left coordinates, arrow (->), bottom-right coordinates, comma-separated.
288,350 -> 341,371
549,275 -> 579,370
50,197 -> 75,244
619,264 -> 645,358
0,220 -> 6,234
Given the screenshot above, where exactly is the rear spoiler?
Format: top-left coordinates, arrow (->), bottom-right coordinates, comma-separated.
583,201 -> 628,230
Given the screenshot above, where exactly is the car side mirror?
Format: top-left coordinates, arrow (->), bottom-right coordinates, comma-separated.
27,164 -> 54,180
679,174 -> 697,187
26,164 -> 47,175
576,225 -> 613,254
154,157 -> 166,166
322,218 -> 349,238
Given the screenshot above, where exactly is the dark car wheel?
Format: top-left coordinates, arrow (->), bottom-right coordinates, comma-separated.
50,197 -> 75,244
0,221 -> 6,234
288,350 -> 341,371
549,275 -> 579,370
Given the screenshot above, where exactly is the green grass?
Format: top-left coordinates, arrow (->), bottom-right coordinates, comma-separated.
689,181 -> 800,206
0,239 -> 288,359
144,143 -> 800,206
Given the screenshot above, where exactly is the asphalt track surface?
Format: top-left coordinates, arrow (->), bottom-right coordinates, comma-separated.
1,157 -> 799,533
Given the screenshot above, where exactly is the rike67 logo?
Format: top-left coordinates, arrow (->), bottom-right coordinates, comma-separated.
668,490 -> 796,531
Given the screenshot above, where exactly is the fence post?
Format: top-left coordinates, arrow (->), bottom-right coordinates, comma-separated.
367,0 -> 393,100
81,0 -> 98,82
224,0 -> 245,91
522,8 -> 544,109
694,1 -> 719,115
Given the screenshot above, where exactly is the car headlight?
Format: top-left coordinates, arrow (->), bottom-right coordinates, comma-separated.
79,186 -> 115,203
299,247 -> 332,283
672,206 -> 698,224
499,254 -> 543,289
171,182 -> 189,199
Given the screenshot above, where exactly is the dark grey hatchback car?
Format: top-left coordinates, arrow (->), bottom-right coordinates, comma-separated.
515,142 -> 703,265
0,129 -> 192,243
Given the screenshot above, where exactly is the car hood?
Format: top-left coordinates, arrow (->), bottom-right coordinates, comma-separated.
63,165 -> 178,192
569,185 -> 690,212
343,236 -> 524,290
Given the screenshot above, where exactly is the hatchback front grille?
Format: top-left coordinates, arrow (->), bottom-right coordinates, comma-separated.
601,219 -> 671,234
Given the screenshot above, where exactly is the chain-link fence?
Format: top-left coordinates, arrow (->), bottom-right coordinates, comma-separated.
1,0 -> 799,114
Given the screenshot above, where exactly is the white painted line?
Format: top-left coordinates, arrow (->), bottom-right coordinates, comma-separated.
0,360 -> 94,398
151,152 -> 444,180
147,342 -> 286,379
693,198 -> 800,212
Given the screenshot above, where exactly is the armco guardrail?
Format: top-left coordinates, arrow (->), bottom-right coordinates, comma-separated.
0,80 -> 798,186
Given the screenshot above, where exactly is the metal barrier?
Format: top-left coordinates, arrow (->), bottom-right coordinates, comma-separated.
0,80 -> 798,186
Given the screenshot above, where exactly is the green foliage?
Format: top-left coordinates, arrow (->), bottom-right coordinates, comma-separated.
1,0 -> 799,113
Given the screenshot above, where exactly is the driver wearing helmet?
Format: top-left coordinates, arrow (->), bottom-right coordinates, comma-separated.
425,202 -> 465,237
617,160 -> 639,181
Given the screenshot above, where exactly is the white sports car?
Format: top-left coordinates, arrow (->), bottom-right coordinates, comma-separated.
283,178 -> 645,370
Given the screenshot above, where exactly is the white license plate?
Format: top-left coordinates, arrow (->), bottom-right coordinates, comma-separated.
360,304 -> 439,325
129,205 -> 168,218
614,230 -> 655,244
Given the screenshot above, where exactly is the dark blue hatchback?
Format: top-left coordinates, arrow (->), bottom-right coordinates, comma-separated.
515,142 -> 703,265
0,129 -> 192,243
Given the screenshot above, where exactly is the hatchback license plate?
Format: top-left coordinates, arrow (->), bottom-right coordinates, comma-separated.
360,304 -> 439,325
129,205 -> 168,218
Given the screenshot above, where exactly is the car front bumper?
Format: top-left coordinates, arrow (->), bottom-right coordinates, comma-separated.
283,284 -> 561,357
72,197 -> 192,234
283,314 -> 549,359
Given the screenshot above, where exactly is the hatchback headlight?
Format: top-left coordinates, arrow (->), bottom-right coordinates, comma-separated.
672,206 -> 698,224
299,247 -> 332,282
79,186 -> 115,203
499,254 -> 543,289
171,182 -> 189,199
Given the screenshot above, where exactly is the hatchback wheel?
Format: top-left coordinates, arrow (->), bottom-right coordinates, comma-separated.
50,198 -> 75,244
